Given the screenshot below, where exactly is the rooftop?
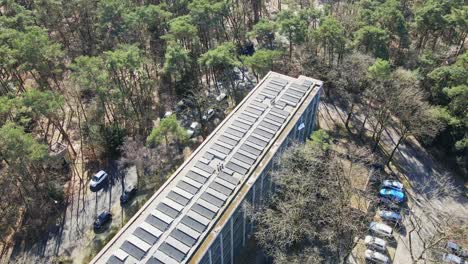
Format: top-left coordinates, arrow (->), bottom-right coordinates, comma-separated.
92,72 -> 322,264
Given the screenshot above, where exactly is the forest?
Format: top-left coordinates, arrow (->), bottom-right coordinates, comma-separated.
0,0 -> 466,262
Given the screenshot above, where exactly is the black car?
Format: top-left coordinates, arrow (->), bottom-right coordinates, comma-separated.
93,211 -> 112,231
120,185 -> 138,205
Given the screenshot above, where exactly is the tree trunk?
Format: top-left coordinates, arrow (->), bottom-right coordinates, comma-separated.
345,104 -> 354,129
386,133 -> 406,166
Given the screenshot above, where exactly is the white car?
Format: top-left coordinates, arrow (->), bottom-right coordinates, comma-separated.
164,111 -> 173,118
202,109 -> 215,121
379,210 -> 402,223
90,170 -> 108,189
216,93 -> 227,102
443,253 -> 462,264
187,122 -> 201,138
365,249 -> 390,264
364,235 -> 387,252
382,180 -> 404,191
369,222 -> 393,238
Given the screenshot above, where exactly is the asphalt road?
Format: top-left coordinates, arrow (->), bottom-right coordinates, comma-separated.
319,102 -> 467,264
10,164 -> 138,264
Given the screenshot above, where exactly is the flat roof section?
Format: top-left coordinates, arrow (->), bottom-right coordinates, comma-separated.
91,72 -> 322,264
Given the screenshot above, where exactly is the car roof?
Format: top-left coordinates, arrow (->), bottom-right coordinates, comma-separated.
381,210 -> 400,217
445,253 -> 462,262
365,235 -> 386,246
447,241 -> 460,250
98,211 -> 109,217
371,222 -> 392,232
95,170 -> 107,177
380,188 -> 404,197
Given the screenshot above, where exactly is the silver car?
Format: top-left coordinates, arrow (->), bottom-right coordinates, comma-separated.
382,180 -> 404,191
365,249 -> 390,264
369,222 -> 393,238
89,170 -> 108,189
380,210 -> 402,224
364,235 -> 387,252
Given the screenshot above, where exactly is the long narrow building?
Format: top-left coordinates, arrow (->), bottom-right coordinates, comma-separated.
91,72 -> 323,264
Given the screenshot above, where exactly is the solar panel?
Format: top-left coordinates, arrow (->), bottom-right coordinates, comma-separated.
153,250 -> 178,264
121,241 -> 145,260
107,256 -> 125,264
226,160 -> 248,175
232,120 -> 251,131
265,113 -> 285,124
233,152 -> 255,165
247,136 -> 268,148
245,107 -> 263,116
181,215 -> 207,233
134,227 -> 159,245
177,223 -> 201,240
201,192 -> 224,207
157,203 -> 179,218
145,257 -> 163,264
218,171 -> 240,185
194,161 -> 215,174
145,215 -> 169,231
186,170 -> 208,184
271,107 -> 290,118
177,180 -> 199,195
253,128 -> 274,140
207,148 -> 227,160
240,143 -> 261,156
172,187 -> 193,200
166,236 -> 191,254
218,135 -> 238,146
210,181 -> 234,196
211,144 -> 231,155
159,243 -> 186,262
239,114 -> 256,124
249,101 -> 268,110
170,229 -> 197,247
203,152 -> 214,161
191,204 -> 216,219
167,191 -> 190,206
285,89 -> 304,98
225,127 -> 245,138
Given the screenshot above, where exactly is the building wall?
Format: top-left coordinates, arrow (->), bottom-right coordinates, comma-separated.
197,90 -> 321,264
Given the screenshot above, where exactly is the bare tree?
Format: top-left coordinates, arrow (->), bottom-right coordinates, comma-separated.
252,132 -> 373,263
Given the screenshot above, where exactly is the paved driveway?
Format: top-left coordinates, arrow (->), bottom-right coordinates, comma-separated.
10,164 -> 138,264
319,102 -> 467,264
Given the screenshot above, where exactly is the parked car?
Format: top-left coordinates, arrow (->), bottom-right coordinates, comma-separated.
187,122 -> 201,138
216,93 -> 227,102
369,222 -> 393,238
365,249 -> 390,264
382,180 -> 404,192
379,196 -> 401,211
364,235 -> 387,252
379,188 -> 405,203
120,185 -> 138,205
93,211 -> 112,231
442,253 -> 463,264
164,111 -> 173,118
379,210 -> 402,224
202,109 -> 215,121
89,170 -> 108,190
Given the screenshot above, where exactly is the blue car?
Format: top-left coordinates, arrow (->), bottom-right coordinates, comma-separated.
379,188 -> 405,203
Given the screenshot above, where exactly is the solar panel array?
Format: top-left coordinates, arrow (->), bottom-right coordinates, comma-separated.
103,73 -> 317,264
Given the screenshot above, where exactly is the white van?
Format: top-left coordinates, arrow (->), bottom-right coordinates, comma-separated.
365,249 -> 390,264
364,235 -> 387,252
369,222 -> 393,238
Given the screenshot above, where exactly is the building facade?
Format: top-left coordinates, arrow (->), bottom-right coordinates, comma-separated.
92,72 -> 322,264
